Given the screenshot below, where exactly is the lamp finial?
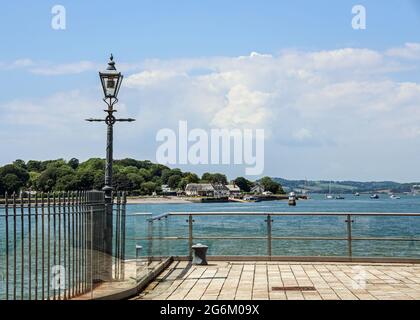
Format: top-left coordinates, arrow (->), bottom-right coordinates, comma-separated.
107,54 -> 116,71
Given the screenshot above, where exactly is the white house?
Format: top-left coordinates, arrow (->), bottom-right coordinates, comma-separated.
185,183 -> 230,198
212,184 -> 230,198
226,184 -> 241,197
185,184 -> 215,197
251,184 -> 265,195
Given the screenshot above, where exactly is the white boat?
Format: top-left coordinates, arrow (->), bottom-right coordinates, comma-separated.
288,192 -> 297,206
326,181 -> 334,199
390,194 -> 401,200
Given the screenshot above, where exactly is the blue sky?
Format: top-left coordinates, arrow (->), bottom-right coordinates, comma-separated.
1,1 -> 420,181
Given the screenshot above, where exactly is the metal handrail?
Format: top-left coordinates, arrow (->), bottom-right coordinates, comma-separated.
146,211 -> 420,260
166,211 -> 420,216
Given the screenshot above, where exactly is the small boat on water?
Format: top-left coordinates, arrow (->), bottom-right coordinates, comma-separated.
370,194 -> 380,199
288,192 -> 297,206
390,194 -> 401,200
335,195 -> 345,200
326,181 -> 334,199
243,196 -> 262,202
354,192 -> 360,196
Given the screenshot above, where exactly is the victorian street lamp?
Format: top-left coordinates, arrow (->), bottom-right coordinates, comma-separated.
86,54 -> 135,198
86,55 -> 135,280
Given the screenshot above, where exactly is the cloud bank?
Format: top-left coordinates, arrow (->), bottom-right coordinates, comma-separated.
2,43 -> 420,180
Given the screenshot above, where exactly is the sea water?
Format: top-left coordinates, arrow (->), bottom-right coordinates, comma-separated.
127,194 -> 420,258
1,194 -> 419,299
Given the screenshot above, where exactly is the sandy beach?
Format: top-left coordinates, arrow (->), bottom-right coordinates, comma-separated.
126,196 -> 194,204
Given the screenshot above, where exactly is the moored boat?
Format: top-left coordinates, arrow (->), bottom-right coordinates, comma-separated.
288,192 -> 297,206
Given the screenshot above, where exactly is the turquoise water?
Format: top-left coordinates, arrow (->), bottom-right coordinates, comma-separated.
126,194 -> 420,258
1,194 -> 419,299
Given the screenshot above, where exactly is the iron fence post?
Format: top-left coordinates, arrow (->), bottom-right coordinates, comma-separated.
267,215 -> 272,257
28,193 -> 32,300
20,192 -> 24,300
5,192 -> 9,300
346,214 -> 353,257
188,215 -> 193,260
147,220 -> 153,265
104,114 -> 115,281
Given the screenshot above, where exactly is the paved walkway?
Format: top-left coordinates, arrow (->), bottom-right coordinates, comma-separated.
134,261 -> 420,300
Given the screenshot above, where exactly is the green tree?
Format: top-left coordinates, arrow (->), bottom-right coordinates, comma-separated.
2,174 -> 23,194
13,159 -> 27,170
0,176 -> 4,195
183,172 -> 199,183
78,158 -> 105,172
76,171 -> 95,190
259,177 -> 284,194
28,172 -> 41,188
112,172 -> 133,191
0,164 -> 30,193
234,177 -> 253,192
127,173 -> 144,190
93,172 -> 105,190
27,160 -> 44,172
140,181 -> 158,195
138,168 -> 152,181
201,173 -> 228,185
35,168 -> 57,192
167,175 -> 181,190
148,164 -> 168,177
68,158 -> 80,170
55,175 -> 80,191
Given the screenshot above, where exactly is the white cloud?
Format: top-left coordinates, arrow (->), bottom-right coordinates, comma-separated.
30,61 -> 98,75
0,90 -> 100,129
0,58 -> 34,70
2,47 -> 420,180
211,84 -> 271,128
293,128 -> 313,141
125,70 -> 182,87
12,59 -> 34,68
121,49 -> 420,137
386,43 -> 420,60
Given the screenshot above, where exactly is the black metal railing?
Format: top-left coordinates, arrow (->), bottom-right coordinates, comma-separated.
143,212 -> 420,261
0,191 -> 128,300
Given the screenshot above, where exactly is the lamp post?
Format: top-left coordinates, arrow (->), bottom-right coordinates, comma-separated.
86,54 -> 135,280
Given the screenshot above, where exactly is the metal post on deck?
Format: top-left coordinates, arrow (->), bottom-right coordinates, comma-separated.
147,220 -> 153,265
188,215 -> 194,260
86,55 -> 135,281
267,215 -> 273,257
5,192 -> 9,300
346,214 -> 353,257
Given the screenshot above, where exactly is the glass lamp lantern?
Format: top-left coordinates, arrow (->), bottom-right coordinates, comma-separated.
99,54 -> 123,99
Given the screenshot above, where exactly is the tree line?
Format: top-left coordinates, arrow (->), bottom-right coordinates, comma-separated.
0,158 -> 284,196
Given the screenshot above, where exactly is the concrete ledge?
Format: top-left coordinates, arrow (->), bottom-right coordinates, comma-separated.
93,257 -> 174,300
171,255 -> 420,264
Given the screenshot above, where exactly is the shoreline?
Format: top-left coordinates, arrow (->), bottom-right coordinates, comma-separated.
125,195 -> 292,204
126,196 -> 194,204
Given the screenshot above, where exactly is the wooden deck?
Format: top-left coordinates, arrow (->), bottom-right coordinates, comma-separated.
133,261 -> 420,300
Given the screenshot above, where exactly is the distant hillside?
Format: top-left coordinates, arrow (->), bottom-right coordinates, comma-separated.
273,178 -> 418,194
